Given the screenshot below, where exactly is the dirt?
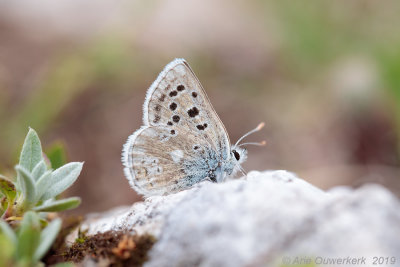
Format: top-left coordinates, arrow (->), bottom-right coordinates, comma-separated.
43,218 -> 156,267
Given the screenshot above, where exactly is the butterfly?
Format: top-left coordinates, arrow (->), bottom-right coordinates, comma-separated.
122,59 -> 265,197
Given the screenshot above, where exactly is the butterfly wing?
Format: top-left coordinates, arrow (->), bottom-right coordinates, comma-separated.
123,125 -> 213,196
143,59 -> 231,157
123,59 -> 232,196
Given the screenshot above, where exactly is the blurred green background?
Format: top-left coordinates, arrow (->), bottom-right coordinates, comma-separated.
1,0 -> 400,213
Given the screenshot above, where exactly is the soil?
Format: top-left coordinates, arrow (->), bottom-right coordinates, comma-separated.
43,217 -> 156,267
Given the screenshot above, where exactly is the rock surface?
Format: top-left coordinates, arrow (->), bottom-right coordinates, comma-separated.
69,170 -> 400,267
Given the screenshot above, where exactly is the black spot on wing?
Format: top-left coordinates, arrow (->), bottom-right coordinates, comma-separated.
188,107 -> 200,117
192,92 -> 198,98
196,123 -> 208,130
172,115 -> 180,123
177,85 -> 185,91
170,102 -> 177,111
153,115 -> 161,123
169,91 -> 178,97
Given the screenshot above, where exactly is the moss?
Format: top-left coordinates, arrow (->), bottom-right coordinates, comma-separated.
62,230 -> 156,266
42,215 -> 83,265
41,213 -> 156,266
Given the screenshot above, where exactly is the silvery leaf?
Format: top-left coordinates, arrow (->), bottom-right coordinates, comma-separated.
15,165 -> 36,205
41,162 -> 83,200
35,171 -> 52,202
0,220 -> 17,245
19,128 -> 43,172
34,218 -> 61,261
31,160 -> 47,181
33,197 -> 81,212
16,211 -> 41,261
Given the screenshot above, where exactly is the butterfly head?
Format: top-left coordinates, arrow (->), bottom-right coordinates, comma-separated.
230,146 -> 248,165
229,122 -> 266,176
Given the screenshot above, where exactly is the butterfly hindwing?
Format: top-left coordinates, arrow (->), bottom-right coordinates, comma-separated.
123,125 -> 212,196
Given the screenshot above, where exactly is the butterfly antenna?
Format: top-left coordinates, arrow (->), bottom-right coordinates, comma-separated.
238,140 -> 267,147
234,122 -> 265,147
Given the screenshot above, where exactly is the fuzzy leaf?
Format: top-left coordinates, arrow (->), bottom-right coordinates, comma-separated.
0,175 -> 16,202
0,220 -> 17,245
0,232 -> 15,266
16,166 -> 36,205
34,218 -> 61,261
41,162 -> 83,200
19,128 -> 43,172
31,160 -> 47,181
35,171 -> 52,202
33,197 -> 81,212
19,211 -> 41,231
17,211 -> 41,262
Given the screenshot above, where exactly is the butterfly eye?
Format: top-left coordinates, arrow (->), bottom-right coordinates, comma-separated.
232,150 -> 240,161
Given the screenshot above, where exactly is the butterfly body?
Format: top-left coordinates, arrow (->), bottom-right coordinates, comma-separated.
122,59 -> 247,197
182,144 -> 246,185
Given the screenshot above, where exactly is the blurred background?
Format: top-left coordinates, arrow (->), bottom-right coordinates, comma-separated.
1,0 -> 400,214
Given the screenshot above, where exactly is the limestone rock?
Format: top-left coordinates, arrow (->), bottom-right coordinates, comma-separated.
69,170 -> 400,267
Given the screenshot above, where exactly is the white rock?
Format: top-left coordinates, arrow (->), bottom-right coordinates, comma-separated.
69,170 -> 400,267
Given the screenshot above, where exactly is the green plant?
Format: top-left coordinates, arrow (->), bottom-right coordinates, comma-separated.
0,128 -> 83,220
0,128 -> 83,265
0,211 -> 61,266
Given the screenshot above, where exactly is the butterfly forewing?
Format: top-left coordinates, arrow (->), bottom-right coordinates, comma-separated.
144,59 -> 230,155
